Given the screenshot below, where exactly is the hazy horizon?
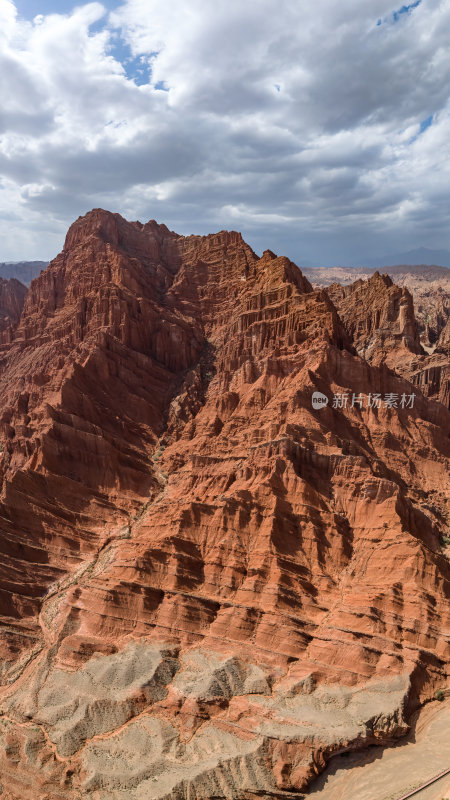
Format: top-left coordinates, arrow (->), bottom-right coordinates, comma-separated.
2,240 -> 450,271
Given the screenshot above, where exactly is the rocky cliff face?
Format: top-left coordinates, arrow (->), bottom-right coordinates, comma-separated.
436,317 -> 450,353
0,210 -> 448,799
382,265 -> 449,348
0,277 -> 28,341
327,272 -> 450,408
305,263 -> 450,349
325,272 -> 422,362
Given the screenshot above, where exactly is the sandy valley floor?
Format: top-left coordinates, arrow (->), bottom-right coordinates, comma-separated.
306,701 -> 450,800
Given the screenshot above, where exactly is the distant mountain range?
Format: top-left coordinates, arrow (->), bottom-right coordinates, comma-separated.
2,247 -> 450,285
0,261 -> 48,285
361,247 -> 450,269
302,263 -> 450,286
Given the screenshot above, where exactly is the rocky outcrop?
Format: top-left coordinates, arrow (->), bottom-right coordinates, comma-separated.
436,317 -> 450,353
413,316 -> 450,407
326,272 -> 450,407
390,266 -> 449,347
305,263 -> 450,349
406,352 -> 450,409
0,210 -> 448,799
325,272 -> 422,363
0,277 -> 27,342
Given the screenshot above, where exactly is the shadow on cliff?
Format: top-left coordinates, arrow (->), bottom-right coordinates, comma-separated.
304,713 -> 426,797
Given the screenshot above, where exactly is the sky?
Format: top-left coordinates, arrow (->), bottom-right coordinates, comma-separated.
1,0 -> 450,266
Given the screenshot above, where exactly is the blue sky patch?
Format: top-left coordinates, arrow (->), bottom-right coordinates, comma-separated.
419,114 -> 433,133
15,1 -> 119,18
378,0 -> 422,26
15,2 -> 159,89
109,36 -> 152,85
409,114 -> 433,143
393,0 -> 422,22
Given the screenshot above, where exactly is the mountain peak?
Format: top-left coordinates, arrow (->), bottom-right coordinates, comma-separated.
0,211 -> 448,798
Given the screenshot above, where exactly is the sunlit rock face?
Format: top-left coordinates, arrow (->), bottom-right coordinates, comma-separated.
0,209 -> 448,799
325,272 -> 422,360
326,272 -> 450,408
305,263 -> 450,350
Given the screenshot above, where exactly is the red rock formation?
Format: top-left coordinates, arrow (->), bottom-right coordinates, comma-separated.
437,317 -> 449,348
0,277 -> 27,342
326,272 -> 422,361
418,317 -> 450,407
406,351 -> 450,409
327,272 -> 450,408
0,210 -> 448,799
305,263 -> 450,348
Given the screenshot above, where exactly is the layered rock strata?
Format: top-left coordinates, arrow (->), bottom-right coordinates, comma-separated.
305,263 -> 450,348
325,272 -> 422,361
327,273 -> 450,407
0,210 -> 448,799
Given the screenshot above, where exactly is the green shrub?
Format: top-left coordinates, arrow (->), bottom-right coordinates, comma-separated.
152,447 -> 163,461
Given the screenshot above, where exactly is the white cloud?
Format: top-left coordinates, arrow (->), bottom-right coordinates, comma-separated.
0,0 -> 450,263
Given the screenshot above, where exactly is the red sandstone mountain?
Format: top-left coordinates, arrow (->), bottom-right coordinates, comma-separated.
0,210 -> 448,799
304,264 -> 450,349
436,316 -> 450,352
325,272 -> 422,361
326,273 -> 450,408
0,277 -> 27,341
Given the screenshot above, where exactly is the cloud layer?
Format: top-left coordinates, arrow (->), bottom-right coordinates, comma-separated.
1,0 -> 449,264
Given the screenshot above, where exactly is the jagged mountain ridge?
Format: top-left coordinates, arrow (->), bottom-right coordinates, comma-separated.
0,210 -> 448,799
303,263 -> 450,283
325,272 -> 450,408
304,263 -> 450,349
